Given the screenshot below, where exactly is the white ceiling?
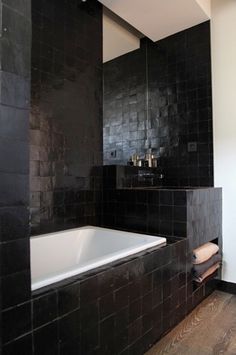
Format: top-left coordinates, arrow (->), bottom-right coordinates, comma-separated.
99,0 -> 211,42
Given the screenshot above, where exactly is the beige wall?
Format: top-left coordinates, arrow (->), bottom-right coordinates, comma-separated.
103,13 -> 140,63
211,0 -> 236,282
196,0 -> 211,17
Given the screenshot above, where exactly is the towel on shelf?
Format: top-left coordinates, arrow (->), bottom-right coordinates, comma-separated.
193,262 -> 221,283
192,253 -> 222,277
193,242 -> 219,264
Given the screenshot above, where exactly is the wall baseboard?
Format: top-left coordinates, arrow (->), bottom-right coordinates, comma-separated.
217,280 -> 236,295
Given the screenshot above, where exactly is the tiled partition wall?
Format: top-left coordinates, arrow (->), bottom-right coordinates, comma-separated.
0,0 -> 103,353
0,0 -> 31,353
102,168 -> 222,249
30,0 -> 103,235
103,187 -> 222,245
104,22 -> 213,187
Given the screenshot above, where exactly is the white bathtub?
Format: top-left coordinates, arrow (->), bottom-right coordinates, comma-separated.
30,226 -> 166,291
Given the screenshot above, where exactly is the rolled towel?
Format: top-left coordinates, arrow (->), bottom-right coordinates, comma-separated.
193,242 -> 219,264
193,253 -> 222,278
193,262 -> 221,283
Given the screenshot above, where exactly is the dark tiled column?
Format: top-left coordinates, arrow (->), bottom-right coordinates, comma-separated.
30,0 -> 103,235
0,0 -> 31,352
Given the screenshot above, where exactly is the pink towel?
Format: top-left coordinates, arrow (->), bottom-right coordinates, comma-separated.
194,262 -> 221,283
193,242 -> 219,265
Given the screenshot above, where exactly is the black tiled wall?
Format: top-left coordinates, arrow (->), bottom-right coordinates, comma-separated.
30,0 -> 103,235
103,187 -> 222,245
0,0 -> 103,353
0,2 -> 220,354
187,188 -> 222,249
102,165 -> 222,253
0,0 -> 31,353
104,22 -> 213,187
102,167 -> 222,247
103,44 -> 147,163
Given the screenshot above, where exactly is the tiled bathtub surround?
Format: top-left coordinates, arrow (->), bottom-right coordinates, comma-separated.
30,0 -> 103,234
2,238 -> 217,355
104,21 -> 213,187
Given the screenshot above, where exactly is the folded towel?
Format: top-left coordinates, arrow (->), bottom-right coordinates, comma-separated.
193,262 -> 220,283
193,253 -> 222,277
193,242 -> 219,264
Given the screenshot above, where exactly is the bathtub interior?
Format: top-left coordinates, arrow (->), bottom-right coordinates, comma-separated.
30,226 -> 166,290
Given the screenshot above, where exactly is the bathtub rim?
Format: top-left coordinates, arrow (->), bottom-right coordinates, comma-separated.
31,225 -> 165,240
30,225 -> 167,292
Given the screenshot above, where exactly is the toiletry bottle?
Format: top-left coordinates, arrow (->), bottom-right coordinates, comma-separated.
152,155 -> 158,168
131,154 -> 136,166
148,153 -> 152,168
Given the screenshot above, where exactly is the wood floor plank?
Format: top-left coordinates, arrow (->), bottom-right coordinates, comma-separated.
146,291 -> 236,355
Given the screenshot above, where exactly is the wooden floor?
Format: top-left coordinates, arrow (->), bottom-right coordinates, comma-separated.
146,291 -> 236,355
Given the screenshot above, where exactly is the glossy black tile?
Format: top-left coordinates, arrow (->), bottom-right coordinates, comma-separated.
113,263 -> 129,289
80,300 -> 98,330
1,238 -> 30,276
33,291 -> 58,328
115,328 -> 129,355
58,310 -> 80,344
129,298 -> 142,322
100,315 -> 115,354
141,273 -> 153,297
0,71 -> 30,109
99,292 -> 114,320
80,275 -> 99,304
58,282 -> 80,316
98,269 -> 114,296
128,317 -> 142,344
115,306 -> 129,332
0,106 -> 28,142
2,0 -> 31,16
2,334 -> 33,355
142,292 -> 153,315
59,337 -> 80,355
114,284 -> 130,310
2,301 -> 31,344
0,173 -> 29,208
1,11 -> 30,77
153,268 -> 163,289
80,324 -> 99,355
2,270 -> 31,309
129,281 -> 142,302
33,321 -> 59,355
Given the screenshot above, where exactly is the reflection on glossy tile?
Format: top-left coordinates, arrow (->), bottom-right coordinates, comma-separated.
104,22 -> 213,187
30,0 -> 103,234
